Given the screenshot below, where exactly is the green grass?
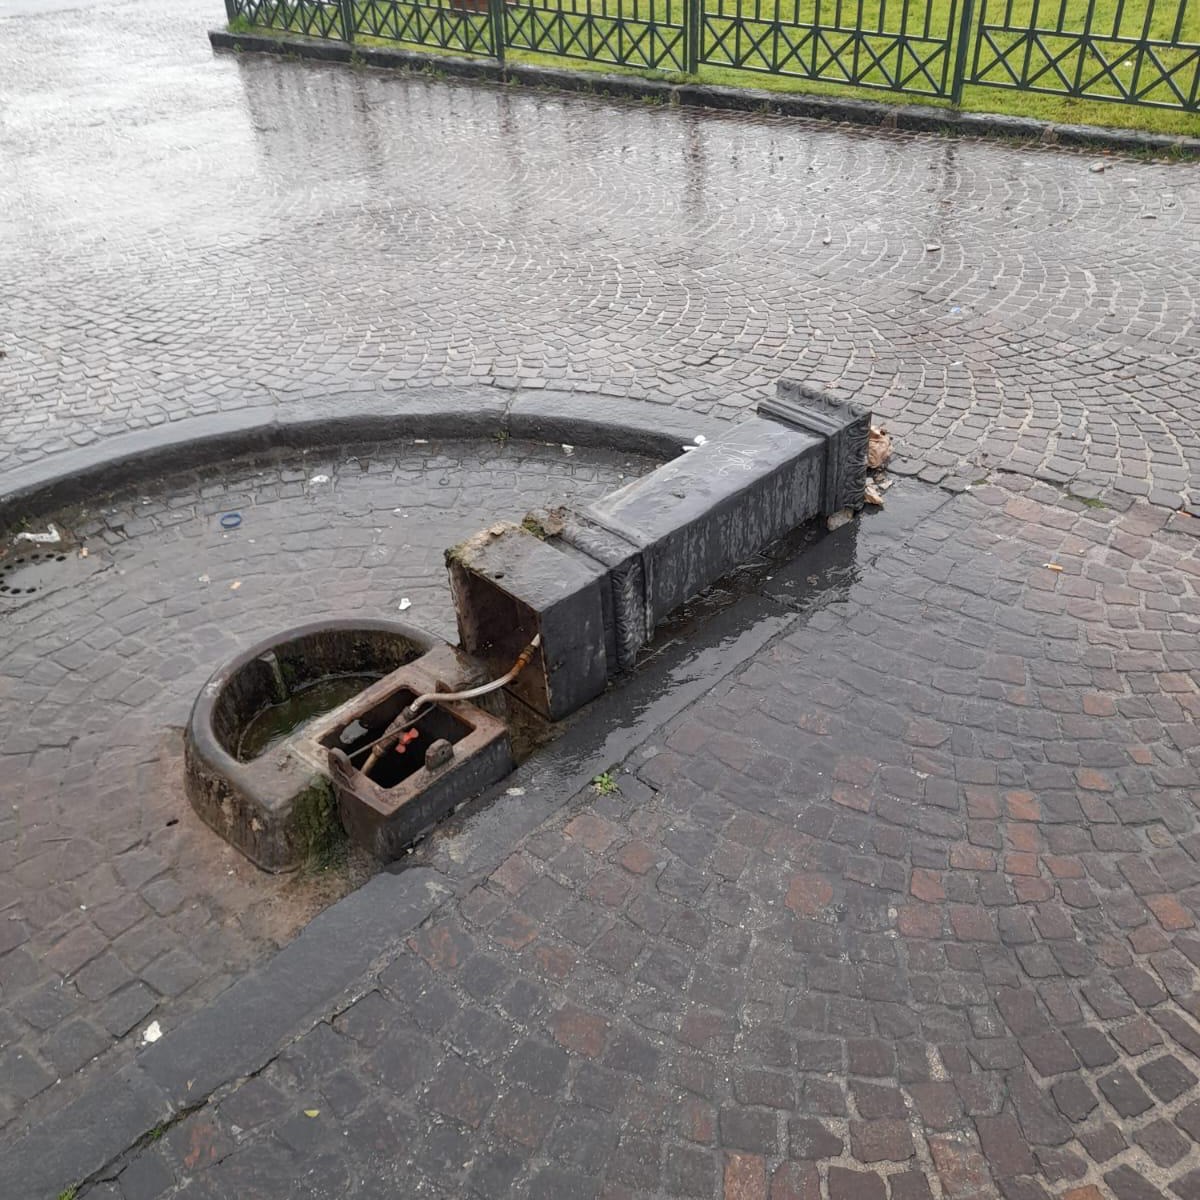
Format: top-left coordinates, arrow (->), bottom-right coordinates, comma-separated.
227,0 -> 1200,136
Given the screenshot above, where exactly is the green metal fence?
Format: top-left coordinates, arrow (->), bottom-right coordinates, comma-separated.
355,0 -> 495,53
698,0 -> 963,96
225,0 -> 1200,111
969,0 -> 1200,107
231,0 -> 347,39
506,0 -> 688,70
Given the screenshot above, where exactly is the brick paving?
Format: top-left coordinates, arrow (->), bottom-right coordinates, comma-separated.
72,476 -> 1200,1199
1,0 -> 1200,507
0,438 -> 651,1136
3,0 -> 1200,1192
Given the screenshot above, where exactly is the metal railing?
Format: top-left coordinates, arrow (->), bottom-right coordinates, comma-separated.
355,0 -> 494,54
225,0 -> 1200,111
969,0 -> 1200,107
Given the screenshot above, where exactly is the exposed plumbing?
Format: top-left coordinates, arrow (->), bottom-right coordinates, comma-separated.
402,634 -> 542,721
352,634 -> 542,774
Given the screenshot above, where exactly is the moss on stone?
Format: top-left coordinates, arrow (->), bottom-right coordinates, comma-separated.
291,778 -> 343,862
521,514 -> 549,540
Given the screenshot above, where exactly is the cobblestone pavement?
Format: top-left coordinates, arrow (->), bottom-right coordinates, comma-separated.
0,438 -> 652,1135
2,0 -> 1200,506
73,475 -> 1200,1200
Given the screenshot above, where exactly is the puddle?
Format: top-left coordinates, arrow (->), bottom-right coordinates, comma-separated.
236,674 -> 381,761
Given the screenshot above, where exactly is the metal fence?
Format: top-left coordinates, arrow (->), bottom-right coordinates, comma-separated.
225,0 -> 1200,111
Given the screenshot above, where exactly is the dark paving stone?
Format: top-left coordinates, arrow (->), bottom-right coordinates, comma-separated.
1064,1026 -> 1120,1068
1079,1123 -> 1128,1163
1177,1099 -> 1200,1144
975,1114 -> 1037,1178
1105,1164 -> 1167,1200
1134,1118 -> 1191,1168
789,1117 -> 844,1159
827,1166 -> 887,1200
1050,1076 -> 1098,1122
1171,1168 -> 1200,1200
1097,1067 -> 1156,1118
1138,1055 -> 1198,1102
118,1150 -> 175,1200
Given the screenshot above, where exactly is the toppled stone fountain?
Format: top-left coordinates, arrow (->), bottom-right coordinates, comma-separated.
185,384 -> 869,869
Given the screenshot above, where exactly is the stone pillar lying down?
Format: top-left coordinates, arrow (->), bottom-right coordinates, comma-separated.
448,385 -> 870,719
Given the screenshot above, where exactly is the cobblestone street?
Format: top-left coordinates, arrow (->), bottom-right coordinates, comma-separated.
74,478 -> 1200,1200
3,0 -> 1200,1195
2,0 -> 1199,505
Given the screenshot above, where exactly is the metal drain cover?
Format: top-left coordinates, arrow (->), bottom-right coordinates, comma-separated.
0,547 -> 102,603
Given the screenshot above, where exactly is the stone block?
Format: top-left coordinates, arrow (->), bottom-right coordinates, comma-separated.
758,379 -> 872,514
576,416 -> 825,632
448,523 -> 610,721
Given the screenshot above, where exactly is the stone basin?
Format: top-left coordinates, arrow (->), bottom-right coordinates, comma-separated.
184,618 -> 436,871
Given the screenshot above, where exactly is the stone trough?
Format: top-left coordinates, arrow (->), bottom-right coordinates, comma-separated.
185,620 -> 435,871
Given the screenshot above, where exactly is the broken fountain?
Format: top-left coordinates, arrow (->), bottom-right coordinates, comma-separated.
184,385 -> 870,870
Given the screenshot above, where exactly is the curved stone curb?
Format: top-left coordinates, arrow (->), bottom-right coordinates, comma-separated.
209,29 -> 1200,159
0,387 -> 725,531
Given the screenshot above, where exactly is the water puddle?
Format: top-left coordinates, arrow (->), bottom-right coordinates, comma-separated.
236,674 -> 381,761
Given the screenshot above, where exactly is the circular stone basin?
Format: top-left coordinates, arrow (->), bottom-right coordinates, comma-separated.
186,619 -> 436,872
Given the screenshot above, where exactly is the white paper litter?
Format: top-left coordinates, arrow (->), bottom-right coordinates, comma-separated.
15,524 -> 60,545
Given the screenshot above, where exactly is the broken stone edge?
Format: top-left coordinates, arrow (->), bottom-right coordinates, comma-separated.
0,388 -> 727,533
210,29 -> 1200,159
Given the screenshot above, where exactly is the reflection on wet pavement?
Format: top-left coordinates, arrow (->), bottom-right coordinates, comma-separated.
1,0 -> 1198,505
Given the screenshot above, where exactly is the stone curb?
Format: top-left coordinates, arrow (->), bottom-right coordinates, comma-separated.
209,29 -> 1200,158
0,868 -> 449,1199
0,387 -> 724,531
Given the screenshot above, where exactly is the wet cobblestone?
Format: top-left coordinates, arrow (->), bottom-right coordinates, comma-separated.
1,0 -> 1200,506
0,437 -> 653,1135
80,475 -> 1200,1200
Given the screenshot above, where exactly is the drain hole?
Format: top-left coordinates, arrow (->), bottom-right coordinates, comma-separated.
165,818 -> 179,827
56,555 -> 66,562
